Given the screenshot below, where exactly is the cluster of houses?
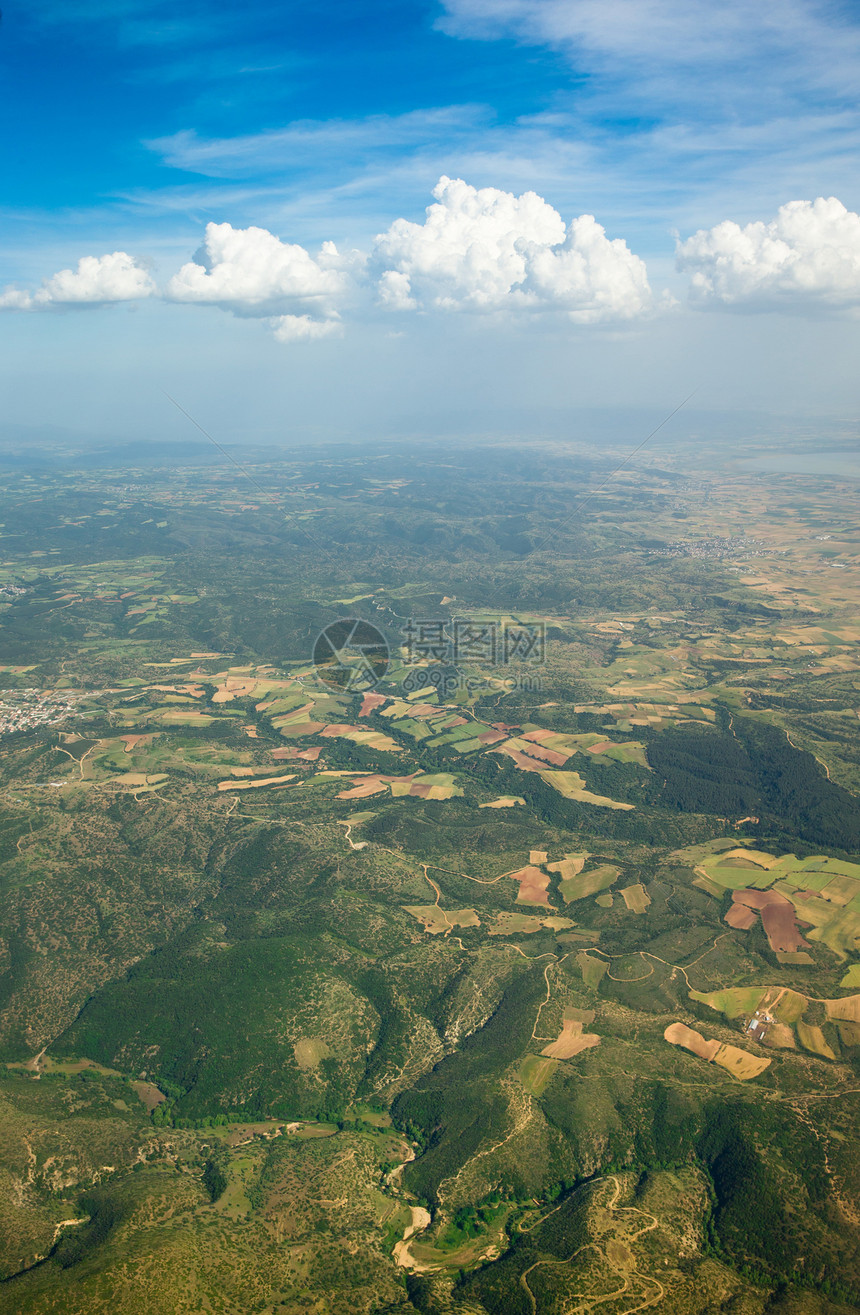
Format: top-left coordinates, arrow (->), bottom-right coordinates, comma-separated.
0,690 -> 75,736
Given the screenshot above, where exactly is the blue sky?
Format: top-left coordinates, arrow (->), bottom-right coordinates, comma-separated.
2,0 -> 860,444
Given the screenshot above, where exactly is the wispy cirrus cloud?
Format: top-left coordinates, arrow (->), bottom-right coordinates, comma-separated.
437,0 -> 860,102
433,0 -> 860,237
147,106 -> 495,179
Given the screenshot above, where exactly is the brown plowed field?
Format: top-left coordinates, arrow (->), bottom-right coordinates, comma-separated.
730,888 -> 810,952
509,865 -> 552,906
726,904 -> 757,929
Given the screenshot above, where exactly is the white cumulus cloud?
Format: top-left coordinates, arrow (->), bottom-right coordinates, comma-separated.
270,314 -> 343,343
676,196 -> 860,309
0,184 -> 657,337
371,176 -> 653,322
165,222 -> 358,322
0,251 -> 155,309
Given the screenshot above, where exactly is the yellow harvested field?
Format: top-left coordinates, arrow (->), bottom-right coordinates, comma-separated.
547,852 -> 590,881
539,771 -> 634,809
335,776 -> 388,799
766,1024 -> 797,1049
665,1023 -> 719,1061
212,677 -> 259,702
825,993 -> 860,1023
404,905 -> 480,935
796,1023 -> 837,1060
426,784 -> 460,800
620,883 -> 651,913
664,1024 -> 771,1079
479,796 -> 526,809
541,1008 -> 600,1059
712,1044 -> 772,1080
530,849 -> 549,865
217,773 -> 296,791
718,848 -> 783,869
335,772 -> 462,801
320,724 -> 402,753
820,875 -> 859,906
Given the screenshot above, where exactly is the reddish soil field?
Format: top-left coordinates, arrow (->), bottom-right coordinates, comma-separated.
730,888 -> 810,952
336,772 -> 419,800
761,903 -> 811,953
496,746 -> 548,772
359,692 -> 387,716
514,742 -> 570,766
281,720 -> 324,736
725,903 -> 757,930
120,733 -> 156,752
732,889 -> 779,909
509,865 -> 552,906
336,777 -> 387,799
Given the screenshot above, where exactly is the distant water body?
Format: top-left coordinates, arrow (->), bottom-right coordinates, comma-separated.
739,451 -> 860,479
